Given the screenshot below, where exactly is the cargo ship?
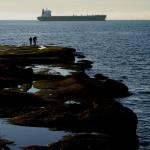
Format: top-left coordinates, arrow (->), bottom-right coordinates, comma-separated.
37,9 -> 106,21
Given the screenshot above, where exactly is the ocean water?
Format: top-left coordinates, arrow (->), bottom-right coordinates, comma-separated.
0,20 -> 150,150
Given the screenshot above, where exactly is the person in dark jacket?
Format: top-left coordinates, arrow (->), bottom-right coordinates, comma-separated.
33,36 -> 37,46
29,37 -> 32,46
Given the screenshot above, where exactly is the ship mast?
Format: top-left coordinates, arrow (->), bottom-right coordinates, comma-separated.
42,9 -> 44,16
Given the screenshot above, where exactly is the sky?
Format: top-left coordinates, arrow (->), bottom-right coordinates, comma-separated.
0,0 -> 150,20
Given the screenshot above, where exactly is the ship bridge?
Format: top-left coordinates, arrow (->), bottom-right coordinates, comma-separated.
42,9 -> 52,17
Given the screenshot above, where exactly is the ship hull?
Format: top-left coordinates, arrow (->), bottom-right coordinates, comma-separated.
37,15 -> 106,21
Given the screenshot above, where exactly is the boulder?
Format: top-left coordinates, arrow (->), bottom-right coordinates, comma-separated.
94,73 -> 108,80
83,78 -> 130,98
0,138 -> 14,149
48,134 -> 111,150
76,60 -> 93,69
0,91 -> 49,118
22,132 -> 138,150
102,79 -> 131,97
75,52 -> 85,58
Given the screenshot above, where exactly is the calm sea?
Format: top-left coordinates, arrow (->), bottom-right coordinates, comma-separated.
0,20 -> 150,150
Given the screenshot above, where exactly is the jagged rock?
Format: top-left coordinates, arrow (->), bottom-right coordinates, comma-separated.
0,45 -> 138,150
102,79 -> 131,97
0,91 -> 49,118
0,138 -> 14,149
75,52 -> 85,58
76,60 -> 93,69
22,132 -> 138,150
48,133 -> 111,150
94,73 -> 108,80
0,46 -> 76,64
83,78 -> 130,98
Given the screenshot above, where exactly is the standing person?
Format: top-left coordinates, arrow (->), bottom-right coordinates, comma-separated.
29,37 -> 32,46
33,36 -> 37,46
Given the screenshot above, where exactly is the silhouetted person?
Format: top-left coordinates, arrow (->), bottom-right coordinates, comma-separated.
29,37 -> 32,46
33,36 -> 37,46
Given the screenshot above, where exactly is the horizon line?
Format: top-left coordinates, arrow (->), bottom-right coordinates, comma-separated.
0,19 -> 150,21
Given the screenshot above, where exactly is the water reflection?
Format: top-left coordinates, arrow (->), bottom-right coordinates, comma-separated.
0,119 -> 70,150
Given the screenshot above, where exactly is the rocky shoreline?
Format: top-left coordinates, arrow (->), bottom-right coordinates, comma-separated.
0,45 -> 138,150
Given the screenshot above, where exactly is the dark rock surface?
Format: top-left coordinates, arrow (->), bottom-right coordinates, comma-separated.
0,45 -> 138,150
0,138 -> 14,149
94,73 -> 108,80
76,59 -> 93,69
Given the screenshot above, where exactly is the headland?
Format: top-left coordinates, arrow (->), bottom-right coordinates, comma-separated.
0,45 -> 138,150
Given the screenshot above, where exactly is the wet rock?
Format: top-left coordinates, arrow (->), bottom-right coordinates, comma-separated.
22,133 -> 138,150
0,77 -> 27,89
22,134 -> 111,150
83,78 -> 130,98
0,46 -> 76,64
33,77 -> 77,90
22,146 -> 49,150
32,74 -> 88,102
10,97 -> 137,135
33,74 -> 65,81
0,64 -> 33,77
0,45 -> 138,150
9,95 -> 138,150
48,133 -> 111,150
34,89 -> 55,101
75,52 -> 85,58
79,98 -> 138,134
0,91 -> 49,117
76,60 -> 93,69
94,73 -> 108,80
0,138 -> 14,149
0,64 -> 33,89
102,79 -> 131,97
55,83 -> 85,98
10,105 -> 68,127
0,91 -> 48,107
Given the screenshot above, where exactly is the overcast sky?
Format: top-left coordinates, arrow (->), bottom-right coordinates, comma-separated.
0,0 -> 150,20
